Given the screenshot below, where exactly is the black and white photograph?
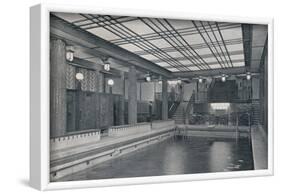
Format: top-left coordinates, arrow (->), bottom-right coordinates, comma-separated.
48,11 -> 269,183
1,0 -> 281,193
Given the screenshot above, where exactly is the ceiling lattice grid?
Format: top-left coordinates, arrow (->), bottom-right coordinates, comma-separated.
54,13 -> 246,72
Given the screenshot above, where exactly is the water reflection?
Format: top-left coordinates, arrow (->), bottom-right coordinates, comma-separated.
58,137 -> 253,182
162,141 -> 187,174
209,142 -> 232,172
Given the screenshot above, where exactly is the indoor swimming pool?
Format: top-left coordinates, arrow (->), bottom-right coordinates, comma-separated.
58,136 -> 254,181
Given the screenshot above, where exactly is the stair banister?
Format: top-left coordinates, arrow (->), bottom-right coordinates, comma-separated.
183,92 -> 195,124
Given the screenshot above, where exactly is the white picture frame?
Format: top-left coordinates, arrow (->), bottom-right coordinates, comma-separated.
30,3 -> 274,191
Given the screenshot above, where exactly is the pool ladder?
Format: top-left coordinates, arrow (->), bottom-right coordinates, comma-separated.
235,112 -> 252,144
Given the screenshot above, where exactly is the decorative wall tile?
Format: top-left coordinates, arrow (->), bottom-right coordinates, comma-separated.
77,68 -> 87,91
90,70 -> 99,92
98,72 -> 104,93
66,65 -> 76,89
66,64 -> 103,92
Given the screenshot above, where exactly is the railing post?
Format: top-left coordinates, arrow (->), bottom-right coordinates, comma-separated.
248,112 -> 252,145
236,113 -> 239,143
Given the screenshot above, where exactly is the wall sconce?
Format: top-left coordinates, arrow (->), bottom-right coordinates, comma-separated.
246,72 -> 251,80
221,74 -> 226,82
158,76 -> 162,84
108,79 -> 114,86
75,72 -> 84,81
66,46 -> 74,62
103,59 -> 110,71
146,76 -> 151,82
104,63 -> 110,71
198,78 -> 203,83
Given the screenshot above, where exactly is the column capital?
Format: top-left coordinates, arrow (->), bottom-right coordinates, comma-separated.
129,65 -> 136,71
50,37 -> 66,45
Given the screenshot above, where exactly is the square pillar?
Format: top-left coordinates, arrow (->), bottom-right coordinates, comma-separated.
50,39 -> 67,137
96,70 -> 104,93
128,66 -> 137,124
119,72 -> 125,125
162,78 -> 168,120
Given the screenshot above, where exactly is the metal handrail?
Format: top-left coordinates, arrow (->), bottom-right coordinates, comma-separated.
246,112 -> 252,145
236,113 -> 239,142
235,112 -> 252,142
51,128 -> 101,139
168,91 -> 182,118
169,93 -> 181,111
183,92 -> 195,124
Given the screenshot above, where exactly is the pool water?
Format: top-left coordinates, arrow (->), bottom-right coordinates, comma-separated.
59,136 -> 254,181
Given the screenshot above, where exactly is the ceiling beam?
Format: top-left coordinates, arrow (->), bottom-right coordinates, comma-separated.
69,57 -> 122,77
76,47 -> 130,72
50,14 -> 172,78
242,24 -> 253,68
150,50 -> 244,64
172,66 -> 260,78
70,57 -> 150,80
259,36 -> 268,68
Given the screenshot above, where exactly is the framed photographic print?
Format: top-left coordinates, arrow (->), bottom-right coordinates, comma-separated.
30,3 -> 274,190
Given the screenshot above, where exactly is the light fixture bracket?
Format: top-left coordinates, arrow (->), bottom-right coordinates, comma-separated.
66,46 -> 74,62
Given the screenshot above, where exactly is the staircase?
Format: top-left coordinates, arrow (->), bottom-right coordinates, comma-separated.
168,101 -> 180,118
172,93 -> 195,124
252,100 -> 261,125
172,102 -> 188,124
